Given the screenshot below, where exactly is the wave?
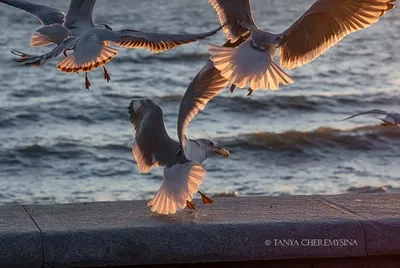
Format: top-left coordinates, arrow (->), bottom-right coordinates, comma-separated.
219,125 -> 400,152
2,90 -> 399,131
8,141 -> 132,160
146,91 -> 400,115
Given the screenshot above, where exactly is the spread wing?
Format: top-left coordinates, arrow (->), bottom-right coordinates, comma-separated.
177,34 -> 250,147
177,61 -> 228,147
114,26 -> 221,53
209,0 -> 255,42
64,0 -> 96,29
279,0 -> 395,70
0,0 -> 65,25
129,99 -> 180,173
11,36 -> 77,66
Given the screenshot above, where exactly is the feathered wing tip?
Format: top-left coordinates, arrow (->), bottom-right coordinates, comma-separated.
56,46 -> 118,73
30,33 -> 53,47
208,40 -> 294,91
132,142 -> 155,173
148,163 -> 206,215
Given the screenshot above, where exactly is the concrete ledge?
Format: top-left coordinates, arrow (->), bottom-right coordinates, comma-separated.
0,205 -> 42,268
0,193 -> 399,267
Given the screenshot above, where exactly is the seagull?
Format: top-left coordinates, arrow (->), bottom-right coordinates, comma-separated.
343,109 -> 400,127
1,0 -> 99,47
128,99 -> 230,215
208,0 -> 395,95
12,26 -> 220,89
6,0 -> 221,89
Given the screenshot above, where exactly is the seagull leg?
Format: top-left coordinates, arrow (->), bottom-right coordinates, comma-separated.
247,88 -> 253,96
103,66 -> 111,82
198,191 -> 214,204
63,48 -> 73,57
230,84 -> 236,94
186,200 -> 196,210
85,72 -> 91,90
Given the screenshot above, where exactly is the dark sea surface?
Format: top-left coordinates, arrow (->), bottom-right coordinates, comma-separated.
0,0 -> 399,204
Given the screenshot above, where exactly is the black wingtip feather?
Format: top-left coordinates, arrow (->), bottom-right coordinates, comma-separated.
128,100 -> 136,125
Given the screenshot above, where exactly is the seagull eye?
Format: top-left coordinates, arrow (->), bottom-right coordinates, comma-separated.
209,141 -> 214,146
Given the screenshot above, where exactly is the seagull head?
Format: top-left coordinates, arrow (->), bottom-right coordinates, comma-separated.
195,139 -> 230,158
182,136 -> 230,164
98,23 -> 113,31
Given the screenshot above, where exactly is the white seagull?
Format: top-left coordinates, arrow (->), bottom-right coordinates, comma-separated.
208,0 -> 395,95
129,99 -> 230,215
343,109 -> 400,126
1,0 -> 100,47
5,0 -> 221,89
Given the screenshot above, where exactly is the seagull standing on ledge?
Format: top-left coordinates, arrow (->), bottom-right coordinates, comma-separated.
129,99 -> 230,215
208,0 -> 395,95
343,109 -> 400,127
6,0 -> 221,89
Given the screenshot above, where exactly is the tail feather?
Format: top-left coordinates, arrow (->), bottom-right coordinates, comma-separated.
56,46 -> 118,73
148,184 -> 184,215
209,39 -> 294,90
147,163 -> 206,215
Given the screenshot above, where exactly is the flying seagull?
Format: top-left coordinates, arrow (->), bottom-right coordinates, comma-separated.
208,0 -> 395,95
6,0 -> 221,89
129,99 -> 230,215
1,0 -> 99,46
343,109 -> 400,126
12,26 -> 220,89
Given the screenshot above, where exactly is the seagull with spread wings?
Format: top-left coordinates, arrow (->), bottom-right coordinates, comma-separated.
208,0 -> 395,95
1,0 -> 100,46
5,0 -> 221,89
129,99 -> 230,215
343,109 -> 400,126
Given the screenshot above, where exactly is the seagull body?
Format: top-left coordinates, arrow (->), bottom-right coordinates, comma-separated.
5,0 -> 221,89
343,109 -> 400,126
129,99 -> 229,215
208,0 -> 395,92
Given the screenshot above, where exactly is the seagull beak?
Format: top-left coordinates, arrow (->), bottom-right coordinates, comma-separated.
212,146 -> 230,158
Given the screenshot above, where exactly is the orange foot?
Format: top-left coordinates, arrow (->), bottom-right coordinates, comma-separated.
63,48 -> 73,57
198,191 -> 214,204
186,200 -> 196,210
